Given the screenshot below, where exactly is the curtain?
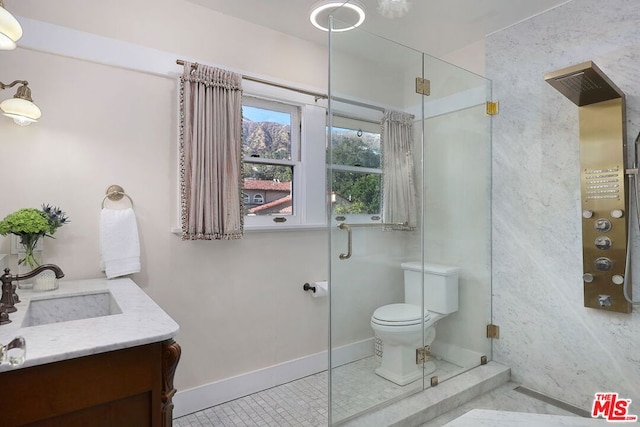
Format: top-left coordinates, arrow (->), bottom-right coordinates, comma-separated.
381,110 -> 417,230
179,62 -> 244,240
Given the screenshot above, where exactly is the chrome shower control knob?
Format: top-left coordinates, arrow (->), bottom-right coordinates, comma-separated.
594,218 -> 612,232
594,257 -> 613,271
582,210 -> 594,219
612,275 -> 624,285
594,236 -> 612,250
610,209 -> 624,218
583,273 -> 594,283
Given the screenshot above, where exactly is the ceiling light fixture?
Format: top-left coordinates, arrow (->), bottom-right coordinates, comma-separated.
0,80 -> 42,126
310,1 -> 366,32
0,0 -> 23,50
377,0 -> 411,19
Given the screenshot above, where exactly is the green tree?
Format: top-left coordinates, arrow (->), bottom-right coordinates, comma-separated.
243,163 -> 292,182
330,130 -> 382,214
331,171 -> 381,214
331,133 -> 380,168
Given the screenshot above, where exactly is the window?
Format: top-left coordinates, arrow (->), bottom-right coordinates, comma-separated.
242,97 -> 298,224
329,116 -> 382,223
171,80 -> 326,234
240,94 -> 325,229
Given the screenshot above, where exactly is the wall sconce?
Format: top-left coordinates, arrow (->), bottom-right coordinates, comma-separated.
0,80 -> 42,126
0,0 -> 22,50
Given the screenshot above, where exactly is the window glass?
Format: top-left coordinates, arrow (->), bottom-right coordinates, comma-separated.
331,127 -> 380,168
243,165 -> 294,216
242,104 -> 292,160
242,98 -> 298,219
330,121 -> 382,218
331,170 -> 381,215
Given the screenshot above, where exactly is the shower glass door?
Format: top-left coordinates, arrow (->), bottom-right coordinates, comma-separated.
328,11 -> 492,426
328,18 -> 426,425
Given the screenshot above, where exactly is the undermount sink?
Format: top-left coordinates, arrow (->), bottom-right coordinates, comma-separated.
21,291 -> 123,327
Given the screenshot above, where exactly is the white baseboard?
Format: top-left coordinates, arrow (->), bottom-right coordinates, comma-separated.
173,338 -> 374,418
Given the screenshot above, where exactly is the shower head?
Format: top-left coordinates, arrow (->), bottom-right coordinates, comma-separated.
544,61 -> 624,106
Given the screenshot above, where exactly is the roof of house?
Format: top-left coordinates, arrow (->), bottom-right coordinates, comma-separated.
249,195 -> 292,214
243,179 -> 291,192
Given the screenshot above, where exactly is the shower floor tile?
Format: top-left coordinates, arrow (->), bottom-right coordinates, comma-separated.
174,362 -> 590,426
173,356 -> 466,427
331,357 -> 464,423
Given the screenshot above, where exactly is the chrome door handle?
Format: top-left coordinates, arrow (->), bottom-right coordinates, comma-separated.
338,223 -> 352,260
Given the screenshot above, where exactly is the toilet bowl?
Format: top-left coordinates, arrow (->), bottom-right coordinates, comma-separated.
371,303 -> 443,385
370,262 -> 460,386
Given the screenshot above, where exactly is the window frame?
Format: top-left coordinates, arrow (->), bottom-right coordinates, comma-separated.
239,83 -> 326,231
329,114 -> 383,226
242,96 -> 301,227
242,96 -> 301,162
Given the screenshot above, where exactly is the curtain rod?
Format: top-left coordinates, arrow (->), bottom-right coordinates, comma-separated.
176,59 -> 327,99
176,59 -> 386,113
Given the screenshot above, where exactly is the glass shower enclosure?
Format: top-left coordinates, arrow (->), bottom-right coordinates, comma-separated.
327,13 -> 493,425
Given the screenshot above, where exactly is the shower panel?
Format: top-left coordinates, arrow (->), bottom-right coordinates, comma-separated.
545,61 -> 631,313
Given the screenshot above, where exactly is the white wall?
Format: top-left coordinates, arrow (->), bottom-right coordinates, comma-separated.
442,39 -> 486,78
1,0 -> 331,396
488,0 -> 640,410
1,0 -> 495,414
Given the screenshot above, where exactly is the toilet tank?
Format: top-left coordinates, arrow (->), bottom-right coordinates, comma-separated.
401,262 -> 460,314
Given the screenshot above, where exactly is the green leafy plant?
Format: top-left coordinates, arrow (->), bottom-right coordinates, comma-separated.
0,204 -> 69,269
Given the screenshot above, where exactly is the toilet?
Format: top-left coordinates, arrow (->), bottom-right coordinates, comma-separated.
370,261 -> 460,386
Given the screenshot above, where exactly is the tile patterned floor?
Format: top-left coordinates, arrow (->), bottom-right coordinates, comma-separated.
174,358 -> 587,426
331,356 -> 464,423
174,356 -> 465,427
174,372 -> 327,427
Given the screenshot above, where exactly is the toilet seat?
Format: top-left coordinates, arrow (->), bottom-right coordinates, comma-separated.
371,303 -> 432,327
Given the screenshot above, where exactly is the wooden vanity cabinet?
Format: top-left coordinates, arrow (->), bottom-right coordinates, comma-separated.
0,339 -> 180,427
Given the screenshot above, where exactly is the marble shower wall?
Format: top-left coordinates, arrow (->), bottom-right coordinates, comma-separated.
487,0 -> 640,410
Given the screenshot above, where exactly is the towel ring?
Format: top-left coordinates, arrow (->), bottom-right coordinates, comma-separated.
102,185 -> 134,209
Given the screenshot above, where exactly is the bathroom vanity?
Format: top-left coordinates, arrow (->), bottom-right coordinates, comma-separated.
0,278 -> 180,426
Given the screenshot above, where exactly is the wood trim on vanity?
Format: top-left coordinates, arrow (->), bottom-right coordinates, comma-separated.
0,339 -> 180,426
161,339 -> 181,426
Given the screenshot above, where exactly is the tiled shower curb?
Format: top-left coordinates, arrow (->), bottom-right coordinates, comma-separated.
342,361 -> 511,427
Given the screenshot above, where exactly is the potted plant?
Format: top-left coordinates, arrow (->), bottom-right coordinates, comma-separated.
0,204 -> 69,289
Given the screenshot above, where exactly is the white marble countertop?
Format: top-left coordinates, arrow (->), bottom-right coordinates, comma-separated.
0,278 -> 179,372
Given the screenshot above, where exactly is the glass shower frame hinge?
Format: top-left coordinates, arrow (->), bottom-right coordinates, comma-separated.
486,101 -> 499,115
415,346 -> 431,364
486,324 -> 500,339
415,77 -> 431,96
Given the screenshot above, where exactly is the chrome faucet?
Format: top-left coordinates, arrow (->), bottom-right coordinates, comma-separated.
0,265 -> 65,325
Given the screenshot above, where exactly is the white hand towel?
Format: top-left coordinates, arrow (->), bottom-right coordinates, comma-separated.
100,208 -> 141,279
